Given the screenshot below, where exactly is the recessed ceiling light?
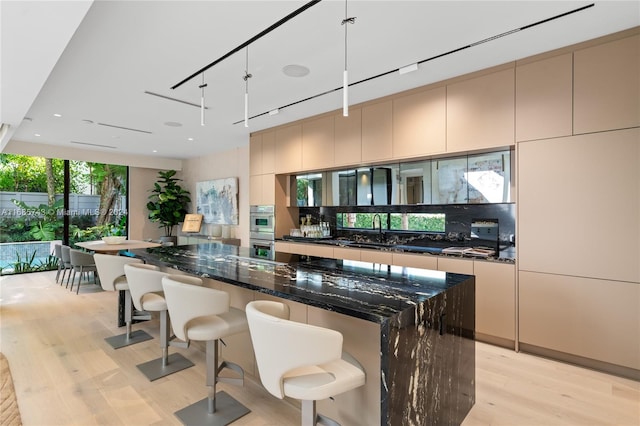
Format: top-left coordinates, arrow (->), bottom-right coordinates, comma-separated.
152,150 -> 158,153
53,113 -> 62,117
282,64 -> 310,78
34,133 -> 41,137
187,137 -> 194,141
164,121 -> 182,127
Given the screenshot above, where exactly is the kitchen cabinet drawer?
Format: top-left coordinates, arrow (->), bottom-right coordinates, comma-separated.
391,252 -> 438,270
359,248 -> 393,265
437,257 -> 474,275
306,244 -> 334,258
333,246 -> 361,261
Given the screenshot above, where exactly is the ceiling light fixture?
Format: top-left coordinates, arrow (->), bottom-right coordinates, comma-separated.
398,63 -> 419,75
341,0 -> 356,117
53,113 -> 62,117
268,108 -> 280,116
243,47 -> 252,128
34,133 -> 41,137
171,0 -> 321,90
199,73 -> 207,126
233,3 -> 594,126
282,64 -> 310,78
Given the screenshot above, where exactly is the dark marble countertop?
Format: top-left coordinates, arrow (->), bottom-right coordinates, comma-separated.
280,235 -> 516,263
129,243 -> 474,324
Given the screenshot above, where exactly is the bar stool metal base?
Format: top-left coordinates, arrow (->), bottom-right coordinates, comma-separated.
137,352 -> 194,381
105,329 -> 153,349
174,391 -> 250,426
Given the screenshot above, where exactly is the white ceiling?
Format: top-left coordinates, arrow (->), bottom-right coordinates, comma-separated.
2,1 -> 638,162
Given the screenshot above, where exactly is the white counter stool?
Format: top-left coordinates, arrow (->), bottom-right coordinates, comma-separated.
124,263 -> 194,381
245,300 -> 366,426
68,249 -> 98,294
162,275 -> 250,426
93,254 -> 153,349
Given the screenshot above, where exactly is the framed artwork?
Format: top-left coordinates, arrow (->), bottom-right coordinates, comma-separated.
196,178 -> 239,225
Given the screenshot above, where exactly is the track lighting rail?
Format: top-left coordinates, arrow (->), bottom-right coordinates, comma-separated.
171,0 -> 322,90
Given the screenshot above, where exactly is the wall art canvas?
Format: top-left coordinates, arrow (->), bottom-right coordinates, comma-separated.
196,178 -> 238,225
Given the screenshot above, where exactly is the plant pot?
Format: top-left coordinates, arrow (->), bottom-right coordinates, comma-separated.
160,236 -> 177,246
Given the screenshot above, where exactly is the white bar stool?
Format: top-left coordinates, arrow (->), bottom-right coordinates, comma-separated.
162,274 -> 250,426
246,300 -> 366,426
124,263 -> 194,381
93,254 -> 153,349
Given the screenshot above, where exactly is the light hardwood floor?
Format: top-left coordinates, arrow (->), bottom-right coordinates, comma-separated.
1,271 -> 638,426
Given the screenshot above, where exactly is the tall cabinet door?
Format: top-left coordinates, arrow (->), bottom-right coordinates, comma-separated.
302,115 -> 334,171
361,100 -> 393,163
392,86 -> 446,159
574,34 -> 640,134
516,53 -> 573,142
275,124 -> 302,174
334,108 -> 361,167
447,67 -> 515,152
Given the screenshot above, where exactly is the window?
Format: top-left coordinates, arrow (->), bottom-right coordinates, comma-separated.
389,213 -> 445,233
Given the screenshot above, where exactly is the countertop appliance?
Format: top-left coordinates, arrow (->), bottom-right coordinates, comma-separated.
250,205 -> 275,260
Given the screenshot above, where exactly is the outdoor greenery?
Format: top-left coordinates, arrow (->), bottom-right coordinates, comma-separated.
337,212 -> 446,233
0,153 -> 128,274
146,170 -> 191,237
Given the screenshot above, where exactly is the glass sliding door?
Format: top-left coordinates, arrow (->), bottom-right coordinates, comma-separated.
0,154 -> 128,275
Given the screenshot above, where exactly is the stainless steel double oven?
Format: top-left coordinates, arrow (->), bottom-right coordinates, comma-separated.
249,205 -> 275,260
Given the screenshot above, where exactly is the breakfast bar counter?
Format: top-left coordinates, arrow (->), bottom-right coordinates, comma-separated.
130,243 -> 475,425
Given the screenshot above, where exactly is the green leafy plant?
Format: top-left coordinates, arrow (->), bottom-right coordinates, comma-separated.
146,170 -> 191,237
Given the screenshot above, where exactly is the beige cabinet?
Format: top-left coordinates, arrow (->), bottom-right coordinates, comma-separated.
302,115 -> 334,171
574,34 -> 640,134
473,261 -> 515,347
518,128 -> 639,283
361,100 -> 393,163
261,131 -> 275,174
305,243 -> 334,258
446,67 -> 515,152
275,124 -> 302,174
249,173 -> 275,206
359,248 -> 393,265
392,86 -> 446,159
249,133 -> 262,176
249,131 -> 275,176
274,241 -> 291,254
334,108 -> 362,167
519,271 -> 640,371
516,53 -> 573,142
391,252 -> 438,270
437,257 -> 474,275
334,246 -> 360,261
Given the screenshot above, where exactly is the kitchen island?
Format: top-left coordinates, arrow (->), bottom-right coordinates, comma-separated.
130,243 -> 475,426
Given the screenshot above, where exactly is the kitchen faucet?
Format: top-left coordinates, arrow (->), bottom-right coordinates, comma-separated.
372,214 -> 385,243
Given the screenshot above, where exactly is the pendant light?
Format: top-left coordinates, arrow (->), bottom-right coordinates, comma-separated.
243,47 -> 252,127
199,73 -> 207,126
341,0 -> 355,117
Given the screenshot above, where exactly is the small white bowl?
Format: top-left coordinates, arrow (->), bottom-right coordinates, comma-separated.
102,236 -> 127,245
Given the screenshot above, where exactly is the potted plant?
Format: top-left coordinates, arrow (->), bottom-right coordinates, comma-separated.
146,170 -> 191,244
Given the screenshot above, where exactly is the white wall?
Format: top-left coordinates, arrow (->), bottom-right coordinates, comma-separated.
180,146 -> 250,246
